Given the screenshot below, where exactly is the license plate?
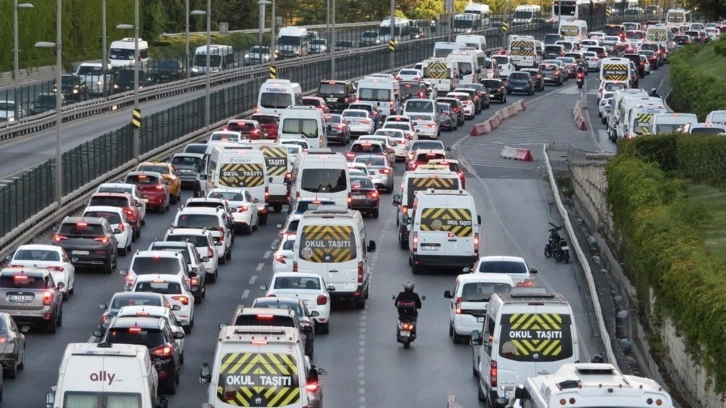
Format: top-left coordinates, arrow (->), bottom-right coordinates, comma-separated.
477,316 -> 485,322
421,245 -> 439,251
353,195 -> 366,199
561,246 -> 569,251
72,250 -> 90,255
9,295 -> 33,303
326,98 -> 337,102
400,331 -> 410,337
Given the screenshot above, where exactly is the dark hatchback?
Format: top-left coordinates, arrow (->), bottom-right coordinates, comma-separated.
519,68 -> 544,91
623,53 -> 646,78
56,74 -> 88,102
349,176 -> 380,218
53,217 -> 118,274
150,60 -> 185,82
317,80 -> 356,112
481,79 -> 507,103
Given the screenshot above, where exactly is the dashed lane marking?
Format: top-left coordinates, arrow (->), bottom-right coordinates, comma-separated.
263,250 -> 272,259
249,275 -> 257,285
256,262 -> 264,271
241,289 -> 249,299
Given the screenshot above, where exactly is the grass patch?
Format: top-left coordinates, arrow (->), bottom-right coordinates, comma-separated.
688,183 -> 726,261
689,46 -> 726,83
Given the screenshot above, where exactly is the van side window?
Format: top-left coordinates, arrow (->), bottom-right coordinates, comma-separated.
484,315 -> 495,356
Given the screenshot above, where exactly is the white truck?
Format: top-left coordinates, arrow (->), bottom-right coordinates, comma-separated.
422,58 -> 460,95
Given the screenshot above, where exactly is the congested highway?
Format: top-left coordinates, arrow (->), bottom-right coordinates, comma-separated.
0,56 -> 671,407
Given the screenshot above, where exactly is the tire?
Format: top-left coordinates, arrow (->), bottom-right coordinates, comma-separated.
119,245 -> 128,257
371,209 -> 379,219
219,253 -> 227,265
134,227 -> 141,239
449,324 -> 453,337
544,245 -> 552,258
166,376 -> 177,395
103,260 -> 113,274
170,193 -> 177,204
318,322 -> 330,334
207,270 -> 217,284
452,330 -> 466,344
225,248 -> 232,260
272,204 -> 283,213
4,356 -> 18,379
195,293 -> 203,304
403,342 -> 410,349
17,346 -> 24,370
259,213 -> 268,226
46,315 -> 57,334
478,383 -> 487,402
355,298 -> 366,309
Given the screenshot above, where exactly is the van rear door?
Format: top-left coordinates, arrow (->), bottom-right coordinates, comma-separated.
298,222 -> 359,294
417,203 -> 475,257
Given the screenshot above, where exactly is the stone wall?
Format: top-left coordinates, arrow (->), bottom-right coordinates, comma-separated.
568,147 -> 724,408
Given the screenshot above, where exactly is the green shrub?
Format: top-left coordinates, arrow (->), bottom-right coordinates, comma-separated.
715,36 -> 726,57
676,136 -> 726,184
669,45 -> 726,121
617,134 -> 679,171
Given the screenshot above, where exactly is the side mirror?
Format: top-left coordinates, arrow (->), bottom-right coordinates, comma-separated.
136,201 -> 143,207
514,384 -> 531,400
219,323 -> 229,329
401,215 -> 411,225
190,268 -> 198,275
173,330 -> 185,340
367,240 -> 376,252
327,285 -> 336,292
56,282 -> 65,290
113,228 -> 122,234
260,284 -> 269,291
477,215 -> 481,225
202,256 -> 210,262
470,329 -> 483,345
253,198 -> 260,203
45,390 -> 56,408
119,269 -> 128,276
530,268 -> 538,274
392,194 -> 402,206
216,241 -> 224,246
19,325 -> 30,333
463,266 -> 472,273
199,363 -> 212,383
276,224 -> 283,229
98,303 -> 108,310
172,304 -> 182,311
326,125 -> 332,132
93,329 -> 103,338
444,290 -> 453,299
310,310 -> 320,317
445,147 -> 452,151
422,295 -> 426,301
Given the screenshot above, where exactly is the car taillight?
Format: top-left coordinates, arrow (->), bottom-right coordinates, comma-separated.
47,265 -> 64,272
412,232 -> 418,253
490,360 -> 498,387
474,232 -> 480,256
156,185 -> 164,190
347,193 -> 352,208
190,276 -> 199,286
455,297 -> 462,314
317,294 -> 327,305
42,291 -> 52,306
401,205 -> 408,215
218,227 -> 225,242
95,237 -> 110,244
360,119 -> 371,124
151,345 -> 173,358
346,152 -> 356,160
53,234 -> 68,243
275,254 -> 286,264
207,246 -> 215,258
172,295 -> 189,305
335,124 -> 343,130
306,381 -> 319,393
367,191 -> 379,199
123,208 -> 135,220
344,97 -> 349,103
379,168 -> 390,174
292,261 -> 298,272
357,262 -> 364,283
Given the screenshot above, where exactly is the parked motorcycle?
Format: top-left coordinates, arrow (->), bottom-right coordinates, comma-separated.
544,222 -> 570,263
392,295 -> 425,349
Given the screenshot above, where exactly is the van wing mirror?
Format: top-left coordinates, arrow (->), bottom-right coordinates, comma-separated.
200,363 -> 212,383
367,240 -> 376,253
514,385 -> 531,400
45,390 -> 56,408
530,268 -> 538,274
392,194 -> 402,206
444,290 -> 453,299
172,304 -> 182,311
477,215 -> 481,225
470,329 -> 483,345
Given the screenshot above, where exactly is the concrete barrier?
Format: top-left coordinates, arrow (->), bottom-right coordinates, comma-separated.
470,121 -> 492,136
500,146 -> 534,161
517,99 -> 526,111
488,116 -> 500,130
573,101 -> 588,131
446,396 -> 464,408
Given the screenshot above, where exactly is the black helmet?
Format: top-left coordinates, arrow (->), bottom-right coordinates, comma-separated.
403,280 -> 414,292
650,88 -> 658,96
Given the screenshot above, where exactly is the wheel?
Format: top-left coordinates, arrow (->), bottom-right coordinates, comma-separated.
371,209 -> 379,218
411,262 -> 420,275
502,96 -> 507,103
259,213 -> 268,226
318,322 -> 330,334
57,307 -> 63,327
449,324 -> 453,337
544,245 -> 552,258
553,249 -> 563,262
180,352 -> 185,365
170,193 -> 177,204
134,227 -> 141,239
355,298 -> 366,309
184,323 -> 192,334
207,270 -> 217,283
478,383 -> 487,402
225,248 -> 232,260
119,245 -> 128,257
166,376 -> 177,395
17,345 -> 24,370
272,204 -> 283,213
195,293 -> 203,304
46,315 -> 57,334
453,331 -> 465,344
103,260 -> 113,274
4,355 -> 18,379
219,253 -> 227,265
403,342 -> 410,349
473,362 -> 478,377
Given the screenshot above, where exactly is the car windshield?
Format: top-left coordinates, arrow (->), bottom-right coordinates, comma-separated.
481,80 -> 501,88
131,257 -> 180,275
351,177 -> 375,189
412,141 -> 444,150
110,295 -> 162,310
126,175 -> 159,185
137,165 -> 170,175
84,211 -> 122,225
175,214 -> 220,229
13,249 -> 60,262
151,246 -> 191,264
253,300 -> 305,317
461,282 -> 513,302
106,327 -> 165,348
234,314 -> 294,326
166,234 -> 209,247
0,275 -> 46,289
478,260 -> 528,274
171,156 -> 200,167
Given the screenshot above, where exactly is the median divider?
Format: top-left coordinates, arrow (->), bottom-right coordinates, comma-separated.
573,100 -> 588,131
469,99 -> 527,137
500,146 -> 533,161
469,121 -> 492,136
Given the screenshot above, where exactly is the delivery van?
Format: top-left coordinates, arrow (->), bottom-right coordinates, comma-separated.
289,148 -> 350,208
45,342 -> 167,408
279,106 -> 327,149
238,140 -> 291,213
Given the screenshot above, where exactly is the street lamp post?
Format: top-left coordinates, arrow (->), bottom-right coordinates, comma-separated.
101,0 -> 107,95
34,1 -> 62,206
331,0 -> 336,78
271,0 -> 277,65
258,0 -> 267,51
191,3 -> 210,128
389,0 -> 395,71
116,0 -> 140,161
186,0 -> 191,80
13,1 -> 33,107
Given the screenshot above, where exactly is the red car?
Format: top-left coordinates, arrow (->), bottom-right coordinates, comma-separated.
123,171 -> 170,213
250,114 -> 279,140
302,96 -> 331,114
223,119 -> 267,139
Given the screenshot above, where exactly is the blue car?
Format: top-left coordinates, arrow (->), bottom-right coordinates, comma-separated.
505,72 -> 535,96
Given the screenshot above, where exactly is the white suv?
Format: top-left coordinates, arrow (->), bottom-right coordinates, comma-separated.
172,207 -> 232,264
164,227 -> 219,283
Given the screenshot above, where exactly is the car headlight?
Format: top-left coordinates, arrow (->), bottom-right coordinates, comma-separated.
113,84 -> 119,89
72,89 -> 78,94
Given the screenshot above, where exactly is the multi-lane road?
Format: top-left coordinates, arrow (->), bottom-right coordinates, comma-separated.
0,65 -> 670,407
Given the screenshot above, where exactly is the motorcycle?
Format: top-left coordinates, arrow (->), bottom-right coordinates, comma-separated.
392,295 -> 425,349
544,222 -> 570,263
576,71 -> 584,89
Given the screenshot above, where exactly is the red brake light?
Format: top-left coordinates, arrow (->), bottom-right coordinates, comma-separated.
156,185 -> 164,191
379,168 -> 390,174
94,237 -> 110,245
13,275 -> 28,282
516,279 -> 534,287
274,254 -> 286,264
207,246 -> 215,258
292,261 -> 298,272
306,382 -> 319,392
151,345 -> 173,357
239,205 -> 249,212
256,314 -> 274,320
357,262 -> 364,283
43,291 -> 53,305
76,222 -> 87,227
116,223 -> 125,233
47,265 -> 64,272
455,297 -> 462,314
490,360 -> 498,387
53,234 -> 67,243
412,232 -> 418,253
172,295 -> 189,305
128,327 -> 142,333
474,232 -> 480,256
367,191 -> 379,199
190,277 -> 199,286
317,294 -> 327,305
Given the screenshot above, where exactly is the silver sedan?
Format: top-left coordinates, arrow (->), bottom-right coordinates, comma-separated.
352,154 -> 395,193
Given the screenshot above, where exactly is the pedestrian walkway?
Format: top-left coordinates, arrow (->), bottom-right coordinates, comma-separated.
456,85 -> 600,180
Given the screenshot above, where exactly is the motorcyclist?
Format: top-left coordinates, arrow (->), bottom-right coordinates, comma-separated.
650,88 -> 660,98
394,280 -> 422,320
576,66 -> 585,79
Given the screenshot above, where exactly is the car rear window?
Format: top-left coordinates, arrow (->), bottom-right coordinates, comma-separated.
405,100 -> 434,112
110,295 -> 163,309
234,314 -> 295,326
416,153 -> 445,162
319,83 -> 346,95
84,211 -> 122,225
226,122 -> 256,132
59,222 -> 105,236
478,260 -> 527,274
0,275 -> 46,289
461,282 -> 512,302
252,300 -> 305,317
13,249 -> 60,262
251,115 -> 277,124
151,246 -> 191,264
106,327 -> 165,348
351,144 -> 383,153
175,214 -> 220,229
134,280 -> 182,295
137,165 -> 169,175
351,177 -> 375,189
481,80 -> 501,88
131,257 -> 181,275
273,276 -> 321,290
89,196 -> 129,207
166,234 -> 209,247
125,175 -> 159,185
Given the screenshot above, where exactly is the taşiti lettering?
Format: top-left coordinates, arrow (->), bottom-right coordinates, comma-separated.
225,374 -> 292,387
509,330 -> 562,339
304,240 -> 351,248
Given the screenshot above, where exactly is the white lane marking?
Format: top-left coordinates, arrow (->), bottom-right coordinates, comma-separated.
249,275 -> 257,285
263,250 -> 272,259
241,289 -> 249,299
256,263 -> 264,271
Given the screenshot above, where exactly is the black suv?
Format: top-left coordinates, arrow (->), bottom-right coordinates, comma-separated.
150,60 -> 185,82
316,80 -> 356,113
96,317 -> 184,394
481,78 -> 507,103
111,69 -> 152,94
53,216 -> 118,274
623,54 -> 646,78
55,74 -> 88,102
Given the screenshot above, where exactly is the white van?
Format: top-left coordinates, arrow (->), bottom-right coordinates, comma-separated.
405,189 -> 480,273
356,77 -> 400,118
470,288 -> 580,408
624,104 -> 668,139
108,37 -> 149,68
402,98 -> 438,118
558,20 -> 588,43
237,140 -> 291,213
45,343 -> 167,408
206,145 -> 269,224
191,44 -> 236,75
257,79 -> 303,116
705,110 -> 726,125
392,166 -> 462,248
651,112 -> 697,134
507,35 -> 538,69
279,106 -> 327,149
599,57 -> 631,82
289,148 -> 350,208
422,57 -> 460,94
433,41 -> 468,58
199,326 -> 325,408
455,35 -> 487,51
293,208 -> 376,308
447,50 -> 479,84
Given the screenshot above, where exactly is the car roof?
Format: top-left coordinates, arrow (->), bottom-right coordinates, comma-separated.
63,216 -> 106,225
110,291 -> 164,301
117,305 -> 170,316
134,250 -> 183,259
134,273 -> 184,283
252,297 -> 304,307
478,255 -> 526,263
456,273 -> 516,285
108,316 -> 164,329
0,267 -> 50,277
16,244 -> 63,252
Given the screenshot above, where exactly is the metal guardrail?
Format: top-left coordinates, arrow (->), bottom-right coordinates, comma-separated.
162,20 -> 381,38
567,145 -> 615,164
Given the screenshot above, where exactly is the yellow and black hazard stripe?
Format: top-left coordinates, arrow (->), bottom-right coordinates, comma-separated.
507,314 -> 567,357
217,352 -> 300,407
560,26 -> 579,37
410,177 -> 456,189
261,147 -> 288,176
509,313 -> 563,330
426,62 -> 448,79
648,29 -> 667,42
636,112 -> 654,135
219,163 -> 264,187
300,225 -> 356,263
601,64 -> 629,81
510,41 -> 535,56
419,207 -> 473,237
511,338 -> 563,357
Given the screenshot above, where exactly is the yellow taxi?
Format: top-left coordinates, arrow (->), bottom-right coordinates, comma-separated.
135,162 -> 182,204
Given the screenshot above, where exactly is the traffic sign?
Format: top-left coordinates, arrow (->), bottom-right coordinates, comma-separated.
502,22 -> 509,32
132,109 -> 141,129
269,65 -> 277,79
389,40 -> 396,52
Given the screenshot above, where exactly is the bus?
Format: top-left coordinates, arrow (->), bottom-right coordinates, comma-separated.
665,9 -> 691,27
379,17 -> 411,43
453,13 -> 483,33
513,5 -> 542,24
551,0 -> 607,23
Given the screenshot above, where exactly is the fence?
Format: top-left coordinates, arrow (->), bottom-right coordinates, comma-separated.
0,17 -> 604,241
